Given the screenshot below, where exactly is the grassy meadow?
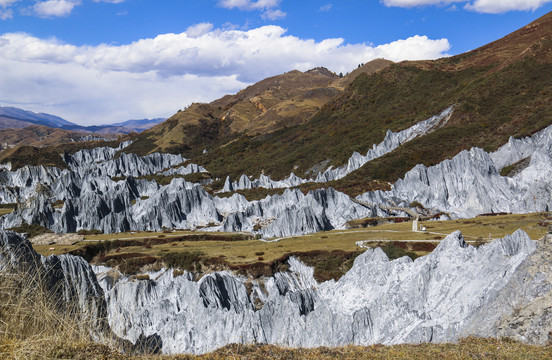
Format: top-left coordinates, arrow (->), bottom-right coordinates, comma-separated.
30,212 -> 551,281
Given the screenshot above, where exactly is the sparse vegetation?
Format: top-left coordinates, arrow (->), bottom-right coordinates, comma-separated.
77,229 -> 103,235
500,156 -> 531,177
31,213 -> 549,279
0,203 -> 15,216
8,223 -> 53,238
0,254 -> 118,359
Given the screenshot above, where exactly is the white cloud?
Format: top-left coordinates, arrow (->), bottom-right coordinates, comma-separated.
33,0 -> 80,18
466,0 -> 552,13
0,27 -> 450,124
262,9 -> 286,20
0,9 -> 12,19
186,23 -> 215,38
382,0 -> 552,13
218,0 -> 286,19
383,0 -> 460,6
218,0 -> 281,10
0,0 -> 18,7
0,0 -> 16,20
320,4 -> 333,12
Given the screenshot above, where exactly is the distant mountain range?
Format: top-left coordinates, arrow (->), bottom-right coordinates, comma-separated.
0,106 -> 164,147
0,106 -> 164,134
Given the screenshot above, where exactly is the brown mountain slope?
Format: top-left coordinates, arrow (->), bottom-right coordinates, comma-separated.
414,11 -> 552,72
0,125 -> 115,149
0,116 -> 35,130
332,59 -> 394,89
125,61 -> 392,155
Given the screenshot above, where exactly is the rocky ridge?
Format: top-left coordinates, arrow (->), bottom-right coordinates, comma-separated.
357,125 -> 552,218
0,231 -> 107,329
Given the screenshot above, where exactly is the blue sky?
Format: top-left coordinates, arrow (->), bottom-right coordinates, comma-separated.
1,0 -> 552,125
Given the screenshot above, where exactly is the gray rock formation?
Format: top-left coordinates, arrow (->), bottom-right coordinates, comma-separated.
1,229 -> 550,354
0,231 -> 107,328
2,116 -> 552,237
222,106 -> 453,192
92,230 -> 551,354
0,176 -> 378,236
357,125 -> 552,218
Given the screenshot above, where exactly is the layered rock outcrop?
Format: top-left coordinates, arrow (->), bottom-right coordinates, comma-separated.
357,125 -> 552,218
0,231 -> 107,328
1,111 -> 552,236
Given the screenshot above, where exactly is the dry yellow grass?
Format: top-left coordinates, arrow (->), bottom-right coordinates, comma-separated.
2,337 -> 551,359
0,208 -> 13,216
32,213 -> 550,268
0,262 -> 113,360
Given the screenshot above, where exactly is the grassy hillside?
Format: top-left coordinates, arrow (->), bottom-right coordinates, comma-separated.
124,68 -> 341,156
123,61 -> 392,158
341,55 -> 552,186
188,12 -> 552,192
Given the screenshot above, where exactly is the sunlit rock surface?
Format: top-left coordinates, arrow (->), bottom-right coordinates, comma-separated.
1,230 -> 550,354
0,231 -> 107,327
93,230 -> 551,354
1,112 -> 552,236
357,125 -> 552,218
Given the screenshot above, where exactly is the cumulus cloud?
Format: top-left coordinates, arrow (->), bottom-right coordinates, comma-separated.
466,0 -> 552,13
382,0 -> 552,13
185,23 -> 215,38
33,0 -> 80,18
0,26 -> 450,124
218,0 -> 285,19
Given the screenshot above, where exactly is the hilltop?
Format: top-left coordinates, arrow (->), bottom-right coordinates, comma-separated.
123,61 -> 392,156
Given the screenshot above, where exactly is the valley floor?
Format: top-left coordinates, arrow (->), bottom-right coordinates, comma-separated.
31,213 -> 550,281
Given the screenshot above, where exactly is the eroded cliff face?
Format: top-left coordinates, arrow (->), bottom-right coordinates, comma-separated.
0,145 -> 381,236
1,230 -> 551,354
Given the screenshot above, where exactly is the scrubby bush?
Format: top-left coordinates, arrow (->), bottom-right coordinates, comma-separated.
8,223 -> 52,238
